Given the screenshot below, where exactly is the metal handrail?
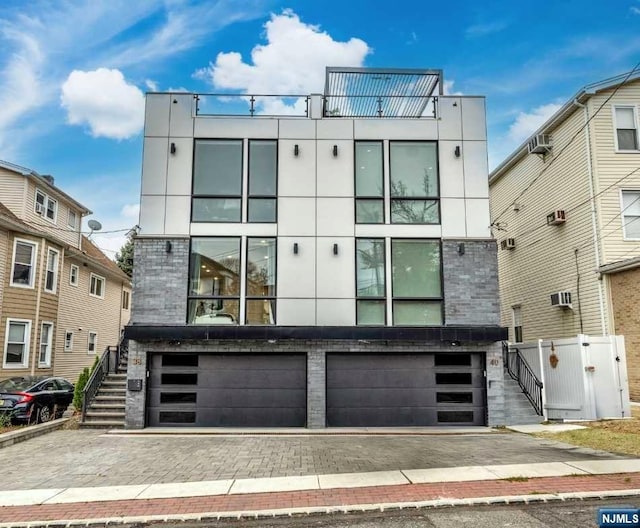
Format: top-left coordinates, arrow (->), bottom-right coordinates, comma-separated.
81,346 -> 114,419
503,342 -> 544,416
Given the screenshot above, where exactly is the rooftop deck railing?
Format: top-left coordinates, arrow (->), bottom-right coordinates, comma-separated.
193,93 -> 439,118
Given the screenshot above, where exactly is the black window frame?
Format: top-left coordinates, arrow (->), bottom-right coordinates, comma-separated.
245,237 -> 277,325
354,140 -> 385,225
355,238 -> 386,325
248,139 -> 278,224
191,139 -> 244,223
389,140 -> 441,225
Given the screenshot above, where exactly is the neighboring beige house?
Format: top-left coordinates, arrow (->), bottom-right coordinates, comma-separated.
0,160 -> 131,383
489,71 -> 640,400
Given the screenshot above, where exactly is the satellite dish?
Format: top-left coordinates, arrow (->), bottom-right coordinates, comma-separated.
87,220 -> 102,231
87,219 -> 102,239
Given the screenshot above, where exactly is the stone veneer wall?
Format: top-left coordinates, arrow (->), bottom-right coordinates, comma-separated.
443,240 -> 500,326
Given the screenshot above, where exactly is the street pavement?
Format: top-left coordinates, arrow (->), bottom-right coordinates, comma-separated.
0,429 -> 638,526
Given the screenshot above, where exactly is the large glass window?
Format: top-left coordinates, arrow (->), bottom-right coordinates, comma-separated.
192,140 -> 243,222
391,239 -> 442,325
246,238 -> 276,324
248,141 -> 277,223
390,142 -> 439,224
188,238 -> 241,324
355,142 -> 384,224
356,239 -> 386,325
11,239 -> 37,288
615,107 -> 639,151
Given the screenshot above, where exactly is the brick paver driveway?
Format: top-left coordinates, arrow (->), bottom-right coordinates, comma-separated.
0,430 -> 627,489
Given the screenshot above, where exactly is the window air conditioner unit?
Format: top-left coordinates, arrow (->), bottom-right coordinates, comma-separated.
551,291 -> 572,308
547,209 -> 566,225
35,203 -> 44,215
528,134 -> 552,154
500,238 -> 516,250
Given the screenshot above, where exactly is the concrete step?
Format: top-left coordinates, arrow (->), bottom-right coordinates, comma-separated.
88,404 -> 126,412
107,374 -> 126,380
94,395 -> 125,402
98,387 -> 126,394
101,380 -> 126,387
80,420 -> 124,429
84,411 -> 125,420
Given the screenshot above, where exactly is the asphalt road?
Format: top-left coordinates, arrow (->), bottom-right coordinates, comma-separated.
135,498 -> 640,528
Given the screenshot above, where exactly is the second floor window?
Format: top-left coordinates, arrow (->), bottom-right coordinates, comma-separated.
90,273 -> 105,298
615,106 -> 639,151
44,248 -> 59,293
621,190 -> 640,239
355,142 -> 384,224
11,239 -> 37,288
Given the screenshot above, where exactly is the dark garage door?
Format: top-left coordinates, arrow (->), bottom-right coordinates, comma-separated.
326,353 -> 486,427
147,353 -> 306,427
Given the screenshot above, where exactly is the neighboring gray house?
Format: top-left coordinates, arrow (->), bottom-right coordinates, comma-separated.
125,67 -> 508,429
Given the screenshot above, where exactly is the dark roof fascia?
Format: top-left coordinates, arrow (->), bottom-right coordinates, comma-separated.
489,71 -> 640,185
125,324 -> 508,343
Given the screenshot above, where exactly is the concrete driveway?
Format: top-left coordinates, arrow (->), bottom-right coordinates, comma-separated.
1,428 -> 629,490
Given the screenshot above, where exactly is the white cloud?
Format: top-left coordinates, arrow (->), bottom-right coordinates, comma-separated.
121,203 -> 140,219
60,68 -> 145,139
465,20 -> 509,38
145,79 -> 158,92
200,10 -> 370,102
507,103 -> 562,144
631,6 -> 640,14
443,80 -> 463,96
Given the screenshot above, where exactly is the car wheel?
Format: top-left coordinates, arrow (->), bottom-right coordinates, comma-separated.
37,405 -> 53,424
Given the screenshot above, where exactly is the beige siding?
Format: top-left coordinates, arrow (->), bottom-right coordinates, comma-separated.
490,107 -> 606,341
588,82 -> 640,264
0,169 -> 27,216
24,180 -> 83,249
0,233 -> 58,379
54,256 -> 127,382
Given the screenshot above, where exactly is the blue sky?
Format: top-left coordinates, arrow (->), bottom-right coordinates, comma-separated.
1,0 -> 639,256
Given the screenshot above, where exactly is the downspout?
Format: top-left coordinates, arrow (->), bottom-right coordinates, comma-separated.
574,99 -> 607,335
31,237 -> 47,375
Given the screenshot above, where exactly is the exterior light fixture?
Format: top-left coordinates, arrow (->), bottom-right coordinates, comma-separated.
457,243 -> 465,255
165,240 -> 172,253
294,144 -> 299,156
170,142 -> 176,155
454,145 -> 461,158
333,243 -> 339,255
333,145 -> 338,157
293,243 -> 299,254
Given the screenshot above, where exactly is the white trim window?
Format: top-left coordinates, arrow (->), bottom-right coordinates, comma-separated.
35,189 -> 58,222
64,331 -> 73,352
44,248 -> 59,293
614,106 -> 639,151
10,238 -> 37,288
3,319 -> 31,368
39,322 -> 54,367
88,332 -> 98,354
89,273 -> 105,298
621,190 -> 640,239
70,264 -> 79,286
512,305 -> 523,343
68,209 -> 77,229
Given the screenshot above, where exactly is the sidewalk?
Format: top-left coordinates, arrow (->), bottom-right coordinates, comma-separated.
2,460 -> 640,526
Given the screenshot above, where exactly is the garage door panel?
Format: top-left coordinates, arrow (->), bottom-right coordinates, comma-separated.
148,353 -> 306,427
327,353 -> 486,427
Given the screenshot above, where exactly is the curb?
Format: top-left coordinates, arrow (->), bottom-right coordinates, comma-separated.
2,489 -> 639,527
0,418 -> 69,449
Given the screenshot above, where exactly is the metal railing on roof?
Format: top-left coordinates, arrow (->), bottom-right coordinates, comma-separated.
195,94 -> 310,117
323,95 -> 438,118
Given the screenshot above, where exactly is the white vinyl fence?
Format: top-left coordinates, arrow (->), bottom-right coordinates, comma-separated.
511,335 -> 630,421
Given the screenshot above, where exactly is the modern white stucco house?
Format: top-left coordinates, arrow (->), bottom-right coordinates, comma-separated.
125,68 -> 508,429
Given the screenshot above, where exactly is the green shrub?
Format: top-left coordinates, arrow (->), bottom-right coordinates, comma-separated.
73,367 -> 91,412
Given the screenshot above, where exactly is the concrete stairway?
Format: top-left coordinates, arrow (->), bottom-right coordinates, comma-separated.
503,374 -> 545,425
80,348 -> 129,429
